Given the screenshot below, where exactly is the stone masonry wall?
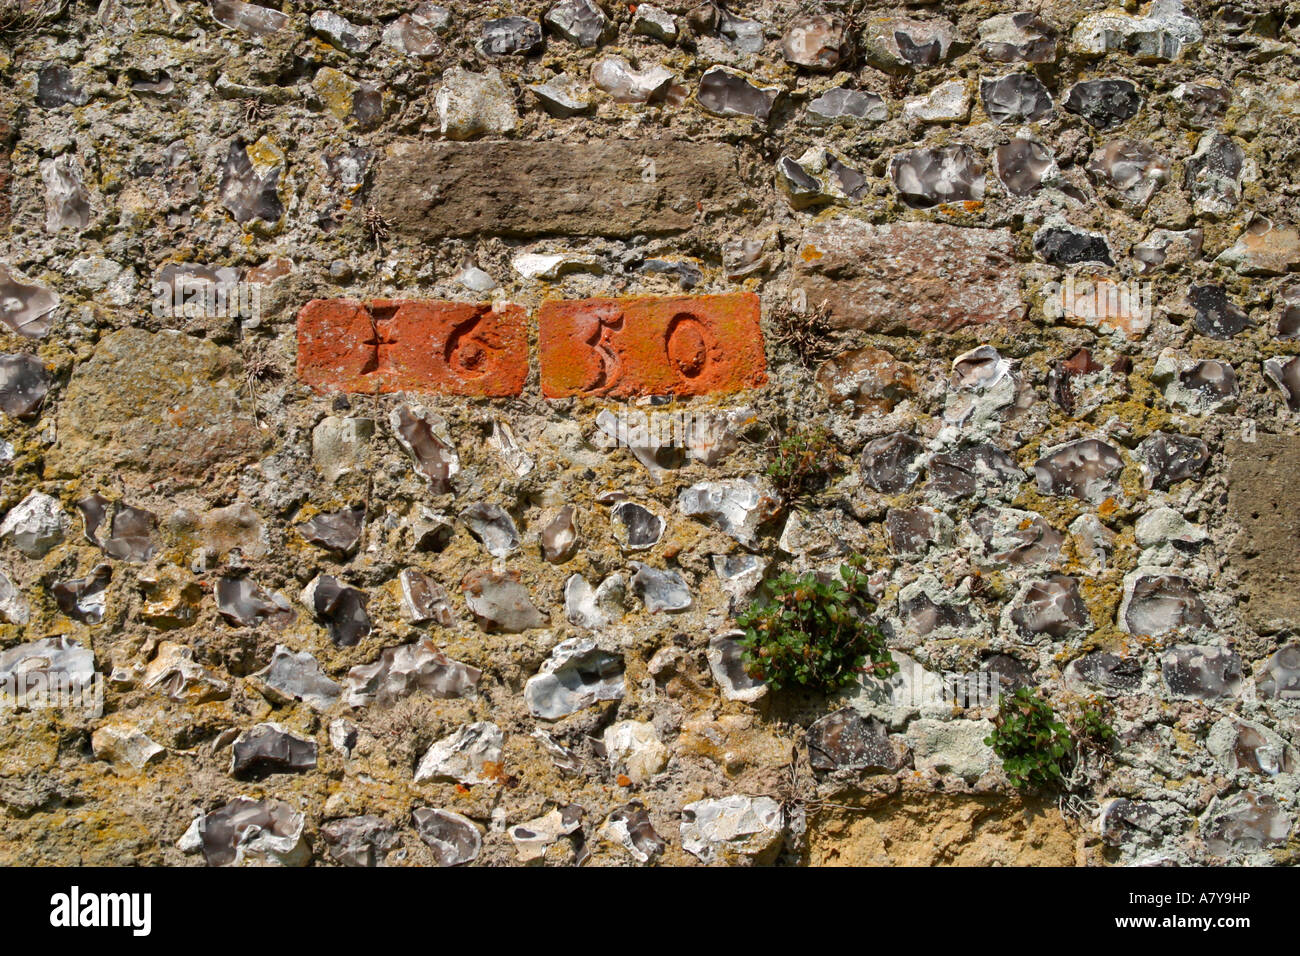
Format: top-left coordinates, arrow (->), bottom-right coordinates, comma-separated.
0,0 -> 1298,866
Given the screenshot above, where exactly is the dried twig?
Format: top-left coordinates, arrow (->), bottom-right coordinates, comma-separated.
767,298 -> 836,370
364,205 -> 391,255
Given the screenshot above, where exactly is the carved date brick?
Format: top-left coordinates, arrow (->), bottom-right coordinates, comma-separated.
297,299 -> 528,396
538,293 -> 766,398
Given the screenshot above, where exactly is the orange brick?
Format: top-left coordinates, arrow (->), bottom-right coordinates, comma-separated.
538,293 -> 766,399
297,299 -> 528,396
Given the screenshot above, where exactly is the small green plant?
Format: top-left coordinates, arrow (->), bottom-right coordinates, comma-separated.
735,556 -> 895,693
985,687 -> 1072,791
764,425 -> 840,500
1070,698 -> 1118,755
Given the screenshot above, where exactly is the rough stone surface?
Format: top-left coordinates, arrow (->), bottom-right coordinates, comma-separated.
48,329 -> 261,481
796,219 -> 1024,332
373,141 -> 738,239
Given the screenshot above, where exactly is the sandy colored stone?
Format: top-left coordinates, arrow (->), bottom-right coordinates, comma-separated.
1227,435 -> 1300,630
372,139 -> 739,238
47,328 -> 263,481
807,794 -> 1078,866
795,219 -> 1025,332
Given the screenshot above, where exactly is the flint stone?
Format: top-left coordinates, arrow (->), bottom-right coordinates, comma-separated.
460,503 -> 520,557
1188,285 -> 1249,339
1256,644 -> 1300,699
299,505 -> 365,554
1202,793 -> 1291,857
891,145 -> 985,207
977,12 -> 1058,63
707,630 -> 767,702
1012,576 -> 1088,639
0,636 -> 95,690
0,353 -> 49,416
603,720 -> 668,783
1034,225 -> 1113,265
697,67 -> 780,121
1063,79 -> 1142,129
806,708 -> 898,773
545,0 -> 614,47
321,816 -> 401,867
0,570 -> 29,624
374,140 -> 738,238
92,721 -> 164,770
524,637 -> 624,719
927,444 -> 1021,499
970,506 -> 1064,568
612,501 -> 664,550
390,404 -> 459,492
860,432 -> 924,494
229,723 -> 317,776
461,569 -> 547,632
1073,1 -> 1202,61
981,73 -> 1053,123
509,806 -> 582,862
254,645 -> 341,710
1207,717 -> 1296,775
678,478 -> 775,547
0,264 -> 60,338
181,796 -> 308,867
600,802 -> 665,863
781,16 -> 852,71
1121,572 -> 1209,636
630,563 -> 692,612
680,796 -> 783,865
797,219 -> 1024,332
0,491 -> 67,557
994,137 -> 1056,195
862,17 -> 954,72
806,87 -> 887,126
1161,645 -> 1241,699
51,565 -> 110,624
591,56 -> 674,104
1136,431 -> 1208,490
414,722 -> 504,784
1185,132 -> 1245,214
565,573 -> 625,629
902,80 -> 971,124
345,638 -> 479,707
1063,652 -> 1143,695
398,569 -> 455,626
1086,140 -> 1170,208
411,807 -> 481,866
478,17 -> 543,57
1033,439 -> 1123,503
528,73 -> 592,117
210,0 -> 289,36
302,575 -> 371,647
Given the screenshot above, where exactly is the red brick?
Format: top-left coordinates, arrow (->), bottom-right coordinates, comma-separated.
538,293 -> 766,399
297,299 -> 528,396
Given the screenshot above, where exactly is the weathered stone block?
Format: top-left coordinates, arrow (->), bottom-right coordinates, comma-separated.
297,299 -> 528,395
795,218 -> 1026,332
538,293 -> 766,398
371,139 -> 739,238
48,328 -> 262,481
1227,435 -> 1300,629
